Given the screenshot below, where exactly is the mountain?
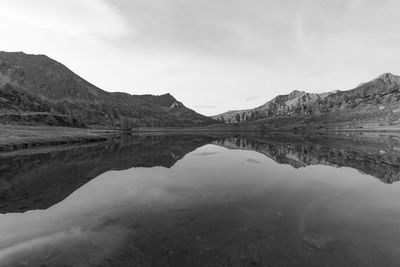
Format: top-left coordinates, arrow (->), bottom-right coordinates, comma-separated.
212,88 -> 343,123
213,73 -> 400,130
0,51 -> 216,128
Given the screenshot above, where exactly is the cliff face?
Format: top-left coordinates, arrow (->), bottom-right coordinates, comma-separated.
212,89 -> 335,123
213,73 -> 400,130
0,51 -> 216,128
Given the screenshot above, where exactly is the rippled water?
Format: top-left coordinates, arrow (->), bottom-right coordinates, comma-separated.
1,132 -> 400,266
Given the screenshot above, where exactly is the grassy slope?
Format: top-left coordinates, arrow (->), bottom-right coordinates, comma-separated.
0,52 -> 215,127
2,100 -> 400,153
0,125 -> 119,151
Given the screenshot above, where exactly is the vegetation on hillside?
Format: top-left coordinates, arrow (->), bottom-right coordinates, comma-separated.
0,51 -> 216,128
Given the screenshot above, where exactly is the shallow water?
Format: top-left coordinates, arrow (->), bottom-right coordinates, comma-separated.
1,132 -> 400,266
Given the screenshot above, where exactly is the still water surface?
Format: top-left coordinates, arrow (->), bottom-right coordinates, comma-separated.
1,133 -> 400,266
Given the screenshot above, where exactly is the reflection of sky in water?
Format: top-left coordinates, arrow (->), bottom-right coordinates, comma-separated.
1,144 -> 400,266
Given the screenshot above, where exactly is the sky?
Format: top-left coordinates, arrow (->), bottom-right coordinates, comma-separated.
1,0 -> 400,116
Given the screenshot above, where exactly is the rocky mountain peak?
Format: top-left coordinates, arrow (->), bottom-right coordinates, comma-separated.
213,72 -> 400,125
287,90 -> 306,100
377,73 -> 400,85
170,101 -> 183,109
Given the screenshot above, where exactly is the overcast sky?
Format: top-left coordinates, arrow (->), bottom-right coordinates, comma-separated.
1,0 -> 400,115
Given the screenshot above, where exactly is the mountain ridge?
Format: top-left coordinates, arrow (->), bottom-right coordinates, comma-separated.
0,51 -> 216,128
213,72 -> 400,127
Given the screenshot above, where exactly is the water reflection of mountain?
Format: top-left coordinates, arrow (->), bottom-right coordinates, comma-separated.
2,132 -> 400,214
0,134 -> 216,213
215,133 -> 400,184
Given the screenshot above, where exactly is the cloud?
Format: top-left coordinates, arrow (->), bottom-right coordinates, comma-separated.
305,68 -> 330,78
245,95 -> 263,101
0,0 -> 131,39
194,105 -> 218,109
245,158 -> 261,164
193,152 -> 219,156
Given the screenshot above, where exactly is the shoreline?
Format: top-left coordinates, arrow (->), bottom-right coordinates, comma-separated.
0,125 -> 124,152
2,124 -> 400,153
131,126 -> 400,133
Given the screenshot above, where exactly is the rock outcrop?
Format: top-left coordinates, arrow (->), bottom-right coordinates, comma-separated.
213,73 -> 400,129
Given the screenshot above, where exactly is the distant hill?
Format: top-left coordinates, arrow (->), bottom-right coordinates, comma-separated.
0,51 -> 216,128
213,89 -> 330,122
212,73 -> 400,131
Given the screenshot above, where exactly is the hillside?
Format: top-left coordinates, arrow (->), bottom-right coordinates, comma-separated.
213,73 -> 400,130
212,89 -> 336,123
0,51 -> 216,128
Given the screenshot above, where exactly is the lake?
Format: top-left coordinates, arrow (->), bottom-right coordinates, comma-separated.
1,132 -> 400,266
